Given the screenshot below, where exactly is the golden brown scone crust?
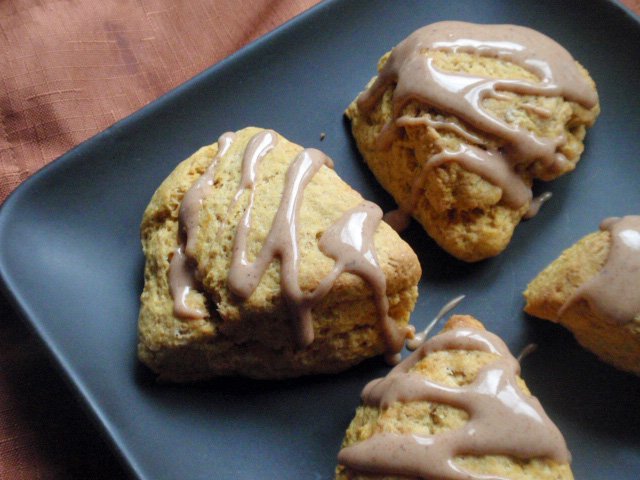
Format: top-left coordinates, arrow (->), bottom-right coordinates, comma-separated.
335,315 -> 574,480
346,50 -> 600,262
138,127 -> 421,381
524,231 -> 640,375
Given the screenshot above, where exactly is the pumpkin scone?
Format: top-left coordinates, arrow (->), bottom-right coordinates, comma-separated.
524,216 -> 640,375
346,21 -> 600,262
336,314 -> 573,480
138,127 -> 421,381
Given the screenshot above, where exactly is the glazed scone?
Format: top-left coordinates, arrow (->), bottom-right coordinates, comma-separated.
524,216 -> 640,375
336,315 -> 573,480
346,21 -> 600,262
138,127 -> 421,381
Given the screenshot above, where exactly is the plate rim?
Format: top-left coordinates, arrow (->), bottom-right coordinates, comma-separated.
0,0 -> 638,478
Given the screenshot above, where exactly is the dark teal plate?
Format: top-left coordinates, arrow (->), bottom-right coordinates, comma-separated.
0,1 -> 638,478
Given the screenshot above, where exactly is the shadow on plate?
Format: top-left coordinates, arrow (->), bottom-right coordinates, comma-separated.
520,312 -> 640,444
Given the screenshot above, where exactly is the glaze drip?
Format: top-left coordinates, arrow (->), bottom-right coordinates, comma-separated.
232,130 -> 279,205
396,115 -> 486,145
524,191 -> 553,219
227,144 -> 407,354
180,132 -> 237,257
561,215 -> 640,325
385,142 -> 534,234
318,201 -> 410,361
338,327 -> 571,479
412,144 -> 532,210
168,132 -> 236,318
358,21 -> 597,213
228,147 -> 332,347
169,129 -> 404,357
168,246 -> 205,319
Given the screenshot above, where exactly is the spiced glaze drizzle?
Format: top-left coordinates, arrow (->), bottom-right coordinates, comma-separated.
169,130 -> 409,357
169,132 -> 236,318
359,21 -> 598,219
338,327 -> 571,479
560,215 -> 640,325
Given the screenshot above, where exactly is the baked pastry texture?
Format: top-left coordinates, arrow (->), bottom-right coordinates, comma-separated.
524,216 -> 640,375
336,315 -> 573,480
346,21 -> 600,262
138,127 -> 421,381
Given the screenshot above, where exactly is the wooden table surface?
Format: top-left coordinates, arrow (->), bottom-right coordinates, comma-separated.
0,1 -> 638,478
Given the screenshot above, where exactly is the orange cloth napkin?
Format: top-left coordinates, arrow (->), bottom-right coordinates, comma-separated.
624,0 -> 640,13
0,0 -> 320,203
0,1 -> 319,478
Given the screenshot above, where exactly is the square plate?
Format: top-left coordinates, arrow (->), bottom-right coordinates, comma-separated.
1,0 -> 639,478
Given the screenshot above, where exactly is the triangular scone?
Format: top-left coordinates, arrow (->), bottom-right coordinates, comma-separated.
138,127 -> 421,381
345,21 -> 599,262
336,315 -> 573,480
524,216 -> 640,375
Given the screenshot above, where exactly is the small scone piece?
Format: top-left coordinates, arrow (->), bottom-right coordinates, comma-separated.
138,127 -> 421,381
336,315 -> 573,480
346,21 -> 600,261
524,216 -> 640,375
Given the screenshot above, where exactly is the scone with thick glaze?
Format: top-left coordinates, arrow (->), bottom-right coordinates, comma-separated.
138,127 -> 421,381
524,216 -> 640,375
336,315 -> 573,480
346,21 -> 600,262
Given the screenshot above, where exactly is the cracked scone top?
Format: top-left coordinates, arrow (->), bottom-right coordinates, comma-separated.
335,315 -> 573,480
138,127 -> 421,381
524,216 -> 640,375
346,21 -> 600,261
